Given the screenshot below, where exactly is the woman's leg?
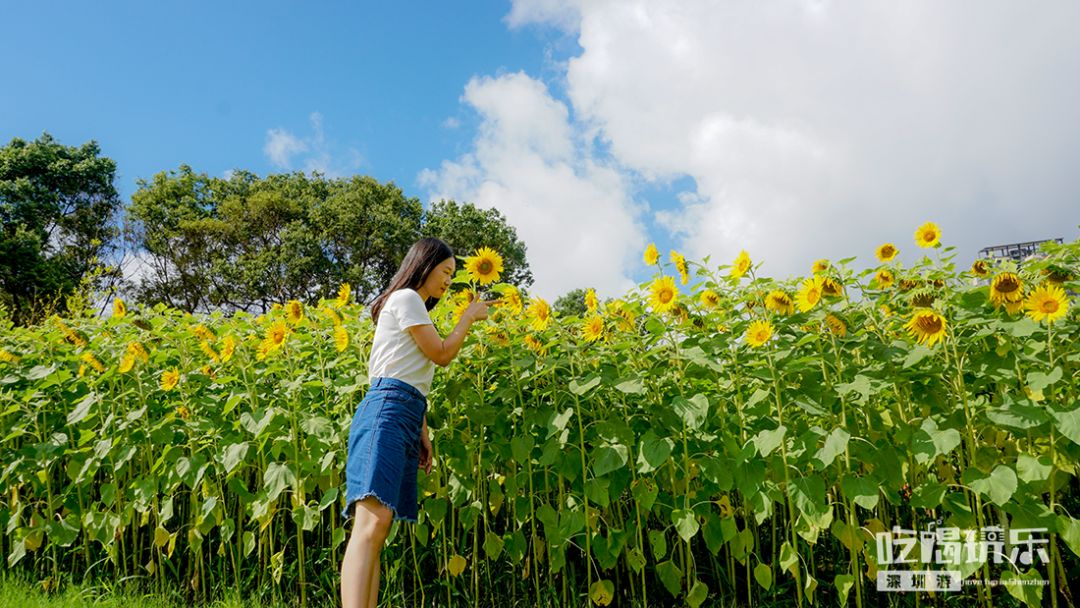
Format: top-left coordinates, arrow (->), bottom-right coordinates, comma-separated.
341,497 -> 393,608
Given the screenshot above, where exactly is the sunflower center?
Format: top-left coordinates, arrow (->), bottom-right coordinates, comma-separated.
479,260 -> 493,274
997,279 -> 1019,293
1040,300 -> 1059,313
660,290 -> 673,304
917,317 -> 943,333
922,231 -> 935,241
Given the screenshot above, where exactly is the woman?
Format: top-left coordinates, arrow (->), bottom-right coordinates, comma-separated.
340,237 -> 495,608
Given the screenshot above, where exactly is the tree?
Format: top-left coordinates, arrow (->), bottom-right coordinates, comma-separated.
554,287 -> 589,318
0,133 -> 122,325
126,169 -> 528,313
422,200 -> 533,288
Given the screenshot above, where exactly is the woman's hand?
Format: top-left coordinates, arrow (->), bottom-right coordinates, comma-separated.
464,293 -> 499,322
418,431 -> 433,475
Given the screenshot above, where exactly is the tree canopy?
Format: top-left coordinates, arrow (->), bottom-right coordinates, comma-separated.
127,167 -> 532,312
0,133 -> 122,325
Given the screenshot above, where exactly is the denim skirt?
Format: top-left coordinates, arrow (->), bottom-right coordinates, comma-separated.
342,377 -> 428,523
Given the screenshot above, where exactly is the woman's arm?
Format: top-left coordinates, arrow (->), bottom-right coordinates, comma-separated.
408,296 -> 495,367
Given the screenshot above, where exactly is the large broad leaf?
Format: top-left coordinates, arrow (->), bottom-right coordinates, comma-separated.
631,479 -> 658,513
589,580 -> 614,606
648,529 -> 668,560
1050,406 -> 1080,446
221,443 -> 248,476
1058,515 -> 1080,558
637,431 -> 673,473
962,465 -> 1017,506
671,394 -> 710,430
482,532 -> 503,560
1026,367 -> 1062,392
591,443 -> 628,477
686,580 -> 709,608
1000,568 -> 1044,608
753,563 -> 772,590
67,392 -> 99,425
911,418 -> 961,464
656,559 -> 683,597
835,574 -> 854,605
569,376 -> 601,395
753,425 -> 786,457
840,474 -> 880,511
814,427 -> 850,468
672,509 -> 699,542
263,462 -> 296,502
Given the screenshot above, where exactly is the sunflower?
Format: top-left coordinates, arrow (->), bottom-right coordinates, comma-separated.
128,341 -> 149,363
584,288 -> 599,313
484,325 -> 510,347
523,334 -> 544,353
910,288 -> 936,308
970,259 -> 990,277
607,300 -> 637,332
876,243 -> 898,263
113,298 -> 126,318
874,269 -> 895,289
745,319 -> 773,348
192,324 -> 216,342
582,316 -> 605,342
1024,283 -> 1069,324
824,314 -> 847,338
527,297 -> 552,331
904,310 -> 947,347
649,276 -> 679,314
821,277 -> 844,298
264,321 -> 289,351
323,307 -> 342,326
220,335 -> 236,362
465,247 -> 504,285
989,272 -> 1024,309
699,289 -> 721,309
812,259 -> 830,274
161,369 -> 180,392
1041,266 -> 1074,286
452,289 -> 474,322
796,277 -> 824,312
176,405 -> 191,420
496,285 -> 524,315
765,290 -> 794,315
115,353 -> 133,373
670,250 -> 689,285
286,300 -> 304,324
336,283 -> 351,308
731,250 -> 752,279
199,341 -> 220,363
644,243 -> 659,266
914,221 -> 941,248
0,349 -> 20,364
81,352 -> 105,374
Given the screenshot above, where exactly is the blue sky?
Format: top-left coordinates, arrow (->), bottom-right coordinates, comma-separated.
5,1 -> 1079,299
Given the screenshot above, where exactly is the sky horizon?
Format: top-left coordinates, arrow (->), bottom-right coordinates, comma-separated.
4,1 -> 1079,301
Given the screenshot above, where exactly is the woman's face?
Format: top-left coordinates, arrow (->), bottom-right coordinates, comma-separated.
423,257 -> 456,299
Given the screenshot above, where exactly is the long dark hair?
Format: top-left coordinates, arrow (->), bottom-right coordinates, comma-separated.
369,237 -> 455,322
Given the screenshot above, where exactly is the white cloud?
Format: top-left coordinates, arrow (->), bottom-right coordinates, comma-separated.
419,72 -> 646,300
505,0 -> 1080,277
263,112 -> 362,177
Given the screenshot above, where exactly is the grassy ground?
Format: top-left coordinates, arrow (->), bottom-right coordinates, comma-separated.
0,575 -> 292,608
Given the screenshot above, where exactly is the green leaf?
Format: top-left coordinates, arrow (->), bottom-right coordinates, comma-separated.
222,443 -> 248,476
1026,367 -> 1062,392
835,574 -> 854,605
671,393 -> 710,430
753,425 -> 786,457
962,464 -> 1017,506
67,392 -> 99,425
903,345 -> 933,368
672,509 -> 699,542
569,376 -> 601,395
1051,406 -> 1080,446
631,479 -> 658,513
656,559 -> 683,597
262,462 -> 296,502
686,580 -> 709,608
511,436 -> 533,463
626,546 -> 646,572
615,378 -> 644,394
840,474 -> 880,511
1017,454 -> 1052,484
912,418 -> 961,464
1000,568 -> 1044,608
648,529 -> 668,560
637,431 -> 673,473
753,563 -> 772,590
779,541 -> 798,576
591,444 -> 628,477
482,532 -> 503,560
1057,515 -> 1080,557
589,579 -> 614,606
814,427 -> 850,468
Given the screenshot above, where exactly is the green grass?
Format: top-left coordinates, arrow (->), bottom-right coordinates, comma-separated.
0,575 -> 294,608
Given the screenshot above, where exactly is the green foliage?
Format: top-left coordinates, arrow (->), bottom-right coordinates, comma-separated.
127,168 -> 531,313
554,287 -> 589,318
0,134 -> 122,325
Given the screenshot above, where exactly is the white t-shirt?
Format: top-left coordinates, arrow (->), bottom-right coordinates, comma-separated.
367,289 -> 436,396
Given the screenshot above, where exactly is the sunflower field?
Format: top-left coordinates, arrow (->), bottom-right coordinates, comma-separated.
2,226 -> 1079,607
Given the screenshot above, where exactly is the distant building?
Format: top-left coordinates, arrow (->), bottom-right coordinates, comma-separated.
978,238 -> 1063,263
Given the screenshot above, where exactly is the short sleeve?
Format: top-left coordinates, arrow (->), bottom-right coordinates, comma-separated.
392,290 -> 433,329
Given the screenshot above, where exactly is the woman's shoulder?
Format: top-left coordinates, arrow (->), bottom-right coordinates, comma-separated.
387,288 -> 421,301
